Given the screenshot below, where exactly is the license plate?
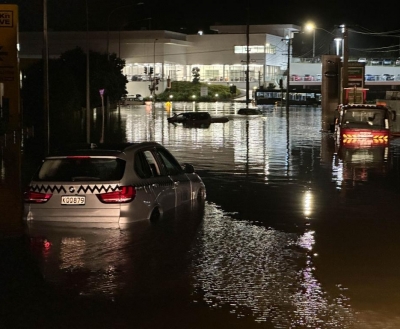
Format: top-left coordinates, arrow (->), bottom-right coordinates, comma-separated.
61,196 -> 86,205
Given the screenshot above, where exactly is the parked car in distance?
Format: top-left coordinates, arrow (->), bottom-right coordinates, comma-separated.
371,58 -> 382,65
383,59 -> 393,65
303,74 -> 314,81
365,74 -> 376,81
291,74 -> 302,81
381,73 -> 395,81
395,58 -> 400,66
167,112 -> 229,127
358,58 -> 367,64
24,142 -> 206,224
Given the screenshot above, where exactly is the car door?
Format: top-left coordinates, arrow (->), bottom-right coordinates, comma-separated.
133,149 -> 176,213
155,147 -> 192,207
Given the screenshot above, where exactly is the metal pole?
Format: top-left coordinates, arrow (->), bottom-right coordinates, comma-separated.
100,94 -> 104,143
106,3 -> 144,58
43,0 -> 50,154
312,29 -> 315,58
341,25 -> 349,104
263,44 -> 266,87
86,0 -> 90,144
286,38 -> 291,111
153,39 -> 157,99
246,17 -> 250,108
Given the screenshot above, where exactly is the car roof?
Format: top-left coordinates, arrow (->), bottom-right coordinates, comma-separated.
47,142 -> 163,158
179,112 -> 208,115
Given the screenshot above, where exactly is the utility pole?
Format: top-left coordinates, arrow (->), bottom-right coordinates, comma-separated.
341,25 -> 349,104
285,37 -> 291,111
86,0 -> 90,144
153,39 -> 157,101
245,12 -> 250,108
43,0 -> 49,154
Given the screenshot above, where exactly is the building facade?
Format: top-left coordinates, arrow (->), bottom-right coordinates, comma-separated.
19,24 -> 301,97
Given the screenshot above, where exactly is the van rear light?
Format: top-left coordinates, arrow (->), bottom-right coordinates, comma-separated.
96,186 -> 136,203
24,190 -> 52,203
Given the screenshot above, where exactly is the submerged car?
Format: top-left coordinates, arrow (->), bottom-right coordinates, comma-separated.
24,142 -> 206,224
167,112 -> 229,126
335,104 -> 396,144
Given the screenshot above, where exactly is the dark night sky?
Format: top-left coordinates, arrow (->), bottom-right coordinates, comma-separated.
2,0 -> 400,57
3,0 -> 400,33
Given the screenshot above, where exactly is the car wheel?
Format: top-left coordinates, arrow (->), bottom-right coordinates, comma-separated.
150,207 -> 161,222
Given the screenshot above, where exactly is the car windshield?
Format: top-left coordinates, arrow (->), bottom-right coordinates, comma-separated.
342,110 -> 385,129
33,158 -> 126,182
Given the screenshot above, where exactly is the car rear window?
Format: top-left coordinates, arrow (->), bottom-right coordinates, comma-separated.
33,158 -> 126,182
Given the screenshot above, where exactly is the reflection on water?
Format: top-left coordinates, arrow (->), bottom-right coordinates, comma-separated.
111,103 -> 324,185
16,103 -> 400,327
190,202 -> 355,327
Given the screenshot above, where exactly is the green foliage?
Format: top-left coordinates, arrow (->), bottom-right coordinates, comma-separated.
22,47 -> 128,149
154,81 -> 240,102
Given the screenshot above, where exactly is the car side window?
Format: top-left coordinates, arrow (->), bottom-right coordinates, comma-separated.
143,150 -> 160,177
134,151 -> 160,178
156,148 -> 183,176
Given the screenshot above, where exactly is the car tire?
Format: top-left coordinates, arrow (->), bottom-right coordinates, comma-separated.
150,207 -> 161,222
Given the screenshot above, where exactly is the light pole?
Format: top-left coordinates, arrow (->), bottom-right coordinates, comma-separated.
153,38 -> 158,100
341,24 -> 349,104
285,36 -> 292,111
106,2 -> 144,58
43,0 -> 50,153
86,0 -> 90,144
305,22 -> 316,58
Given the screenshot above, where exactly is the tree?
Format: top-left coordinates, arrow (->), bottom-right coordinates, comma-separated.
21,47 -> 128,151
192,67 -> 200,83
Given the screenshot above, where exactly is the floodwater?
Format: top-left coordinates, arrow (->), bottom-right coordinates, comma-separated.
4,102 -> 400,328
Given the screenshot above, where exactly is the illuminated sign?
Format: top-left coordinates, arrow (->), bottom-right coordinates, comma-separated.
234,45 -> 276,54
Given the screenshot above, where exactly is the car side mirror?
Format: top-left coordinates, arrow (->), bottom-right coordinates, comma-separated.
182,163 -> 195,173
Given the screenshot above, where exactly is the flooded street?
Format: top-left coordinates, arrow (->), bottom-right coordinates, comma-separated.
4,102 -> 400,328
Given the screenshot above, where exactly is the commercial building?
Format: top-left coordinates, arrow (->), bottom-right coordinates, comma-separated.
19,24 -> 301,96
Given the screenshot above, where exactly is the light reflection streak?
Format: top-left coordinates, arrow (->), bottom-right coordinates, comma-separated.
190,202 -> 355,327
303,190 -> 313,217
119,104 -> 322,184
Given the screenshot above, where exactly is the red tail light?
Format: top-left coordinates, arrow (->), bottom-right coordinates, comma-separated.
24,190 -> 52,203
96,186 -> 136,203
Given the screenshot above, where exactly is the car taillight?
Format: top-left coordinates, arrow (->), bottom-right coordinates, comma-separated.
96,186 -> 136,203
24,190 -> 52,203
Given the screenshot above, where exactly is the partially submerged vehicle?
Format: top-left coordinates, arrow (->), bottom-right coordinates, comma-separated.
121,94 -> 145,106
237,107 -> 262,115
335,104 -> 397,145
167,112 -> 229,126
24,142 -> 206,224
